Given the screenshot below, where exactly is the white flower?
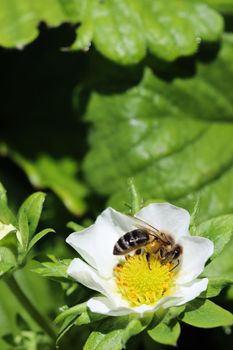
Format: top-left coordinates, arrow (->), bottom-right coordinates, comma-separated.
66,203 -> 214,316
0,222 -> 17,241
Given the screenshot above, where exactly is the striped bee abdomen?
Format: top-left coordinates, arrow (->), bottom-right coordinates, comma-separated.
113,229 -> 150,255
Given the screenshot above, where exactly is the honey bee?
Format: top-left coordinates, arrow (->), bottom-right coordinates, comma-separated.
113,218 -> 182,266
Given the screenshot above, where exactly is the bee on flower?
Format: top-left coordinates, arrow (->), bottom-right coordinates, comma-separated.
66,203 -> 214,316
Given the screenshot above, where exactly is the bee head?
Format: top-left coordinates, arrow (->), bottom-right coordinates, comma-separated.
173,245 -> 182,260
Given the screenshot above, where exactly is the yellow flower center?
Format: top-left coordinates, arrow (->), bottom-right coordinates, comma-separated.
114,254 -> 174,307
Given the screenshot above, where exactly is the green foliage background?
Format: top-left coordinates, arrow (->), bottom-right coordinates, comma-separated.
0,0 -> 233,349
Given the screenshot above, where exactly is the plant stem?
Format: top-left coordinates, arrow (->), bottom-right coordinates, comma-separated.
4,274 -> 57,340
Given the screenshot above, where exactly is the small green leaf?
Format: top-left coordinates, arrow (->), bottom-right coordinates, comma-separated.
0,183 -> 16,225
55,303 -> 87,344
148,320 -> 180,346
11,154 -> 87,216
55,302 -> 87,325
195,215 -> 233,259
201,277 -> 233,298
56,306 -> 107,345
17,192 -> 45,238
0,246 -> 16,276
17,208 -> 29,251
67,221 -> 85,232
180,299 -> 233,328
27,228 -> 55,252
201,0 -> 233,13
0,230 -> 18,259
75,311 -> 106,326
56,314 -> 80,346
34,257 -> 71,283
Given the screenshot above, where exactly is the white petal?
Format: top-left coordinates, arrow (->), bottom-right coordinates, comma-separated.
87,278 -> 208,316
87,296 -> 133,316
66,208 -> 135,278
163,278 -> 208,308
136,203 -> 190,239
67,258 -> 114,296
88,295 -> 182,316
176,236 -> 214,284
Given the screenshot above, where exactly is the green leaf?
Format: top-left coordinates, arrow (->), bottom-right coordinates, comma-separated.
0,0 -> 223,64
75,0 -> 223,64
180,299 -> 233,328
202,276 -> 233,298
0,183 -> 16,225
201,0 -> 233,13
11,153 -> 88,216
33,256 -> 71,283
84,315 -> 152,350
195,215 -> 233,259
200,234 -> 233,295
203,236 -> 233,281
75,310 -> 106,326
83,34 -> 233,223
55,304 -> 106,344
55,302 -> 89,344
148,307 -> 184,346
0,230 -> 18,260
18,192 -> 45,237
0,246 -> 16,276
148,321 -> 180,346
27,228 -> 55,252
0,262 -> 62,338
0,0 -> 80,48
55,302 -> 87,325
17,207 -> 29,251
67,221 -> 85,232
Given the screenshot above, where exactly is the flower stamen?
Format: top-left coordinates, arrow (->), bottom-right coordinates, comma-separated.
114,253 -> 174,307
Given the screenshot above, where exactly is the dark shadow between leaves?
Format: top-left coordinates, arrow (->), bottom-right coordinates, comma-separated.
146,40 -> 221,82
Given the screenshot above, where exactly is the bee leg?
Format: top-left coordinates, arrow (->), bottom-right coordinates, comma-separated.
158,247 -> 167,264
146,253 -> 151,270
135,249 -> 141,255
170,259 -> 179,272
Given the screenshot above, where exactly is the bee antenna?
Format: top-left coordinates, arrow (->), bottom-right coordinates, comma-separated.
170,259 -> 180,272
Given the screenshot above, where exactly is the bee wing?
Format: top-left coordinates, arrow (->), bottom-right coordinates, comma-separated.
132,216 -> 170,244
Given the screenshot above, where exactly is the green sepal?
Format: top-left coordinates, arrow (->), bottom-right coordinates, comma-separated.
84,314 -> 152,350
